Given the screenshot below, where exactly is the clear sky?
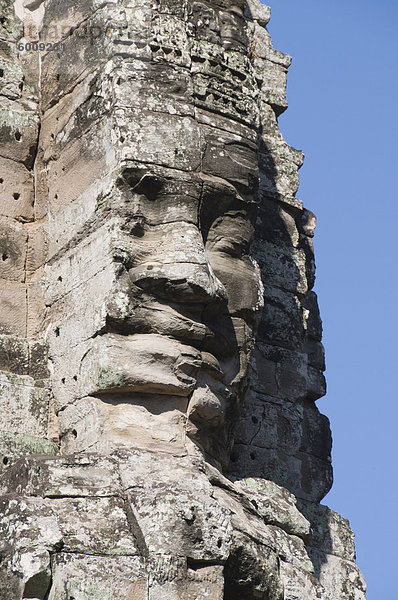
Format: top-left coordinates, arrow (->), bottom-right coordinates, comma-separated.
266,1 -> 398,598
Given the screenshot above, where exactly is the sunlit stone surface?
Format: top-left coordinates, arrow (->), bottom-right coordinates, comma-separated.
0,0 -> 365,597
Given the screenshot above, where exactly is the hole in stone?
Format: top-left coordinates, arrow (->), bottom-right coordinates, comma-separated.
61,377 -> 65,384
71,429 -> 77,438
15,131 -> 21,141
0,17 -> 5,24
1,253 -> 8,261
3,456 -> 9,465
19,81 -> 23,91
250,452 -> 256,460
217,538 -> 222,548
0,69 -> 3,77
0,178 -> 3,183
251,416 -> 258,424
56,74 -> 60,81
13,192 -> 20,200
50,133 -> 55,139
116,77 -> 121,85
54,327 -> 60,336
57,276 -> 62,282
120,136 -> 125,143
54,193 -> 58,199
73,375 -> 77,381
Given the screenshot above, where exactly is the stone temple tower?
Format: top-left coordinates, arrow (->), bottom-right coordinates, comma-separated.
0,0 -> 366,598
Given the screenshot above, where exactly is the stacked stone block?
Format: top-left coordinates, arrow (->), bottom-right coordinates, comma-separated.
0,0 -> 365,598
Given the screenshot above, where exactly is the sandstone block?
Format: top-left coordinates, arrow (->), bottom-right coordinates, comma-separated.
0,217 -> 27,281
122,453 -> 232,562
300,403 -> 332,462
230,444 -> 332,503
297,499 -> 356,563
77,333 -> 201,397
149,562 -> 224,600
306,365 -> 327,401
0,371 -> 49,437
249,346 -> 278,396
58,394 -> 188,455
256,197 -> 300,247
306,550 -> 366,600
234,393 -> 303,454
0,279 -> 26,337
0,156 -> 34,221
0,100 -> 39,167
234,477 -> 311,539
279,562 -> 324,600
48,554 -> 147,600
253,239 -> 308,295
302,291 -> 323,341
0,453 -> 121,497
256,286 -> 306,351
0,333 -> 29,374
0,431 -> 57,473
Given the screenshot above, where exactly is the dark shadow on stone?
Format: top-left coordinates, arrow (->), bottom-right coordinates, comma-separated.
225,80 -> 334,584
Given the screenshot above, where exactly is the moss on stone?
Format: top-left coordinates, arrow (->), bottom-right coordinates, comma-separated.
97,366 -> 125,390
0,431 -> 58,471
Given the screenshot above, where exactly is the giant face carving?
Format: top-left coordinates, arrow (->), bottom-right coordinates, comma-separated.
75,167 -> 262,469
52,0 -> 264,470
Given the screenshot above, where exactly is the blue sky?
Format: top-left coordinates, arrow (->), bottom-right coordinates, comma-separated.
266,1 -> 398,598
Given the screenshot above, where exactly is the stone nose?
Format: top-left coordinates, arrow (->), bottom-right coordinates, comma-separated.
127,220 -> 228,308
129,261 -> 228,308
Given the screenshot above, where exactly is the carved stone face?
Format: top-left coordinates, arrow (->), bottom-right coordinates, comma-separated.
83,168 -> 262,468
49,0 -> 264,469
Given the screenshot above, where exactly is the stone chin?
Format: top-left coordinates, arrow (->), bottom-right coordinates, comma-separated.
59,326 -> 254,469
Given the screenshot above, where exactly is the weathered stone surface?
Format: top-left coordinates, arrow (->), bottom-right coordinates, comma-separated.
0,0 -> 365,597
0,372 -> 49,437
297,499 -> 357,563
0,431 -> 57,473
0,454 -> 121,497
307,551 -> 366,600
48,555 -> 147,600
0,334 -> 29,375
0,279 -> 27,337
234,477 -> 311,538
0,218 -> 27,281
0,157 -> 34,221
